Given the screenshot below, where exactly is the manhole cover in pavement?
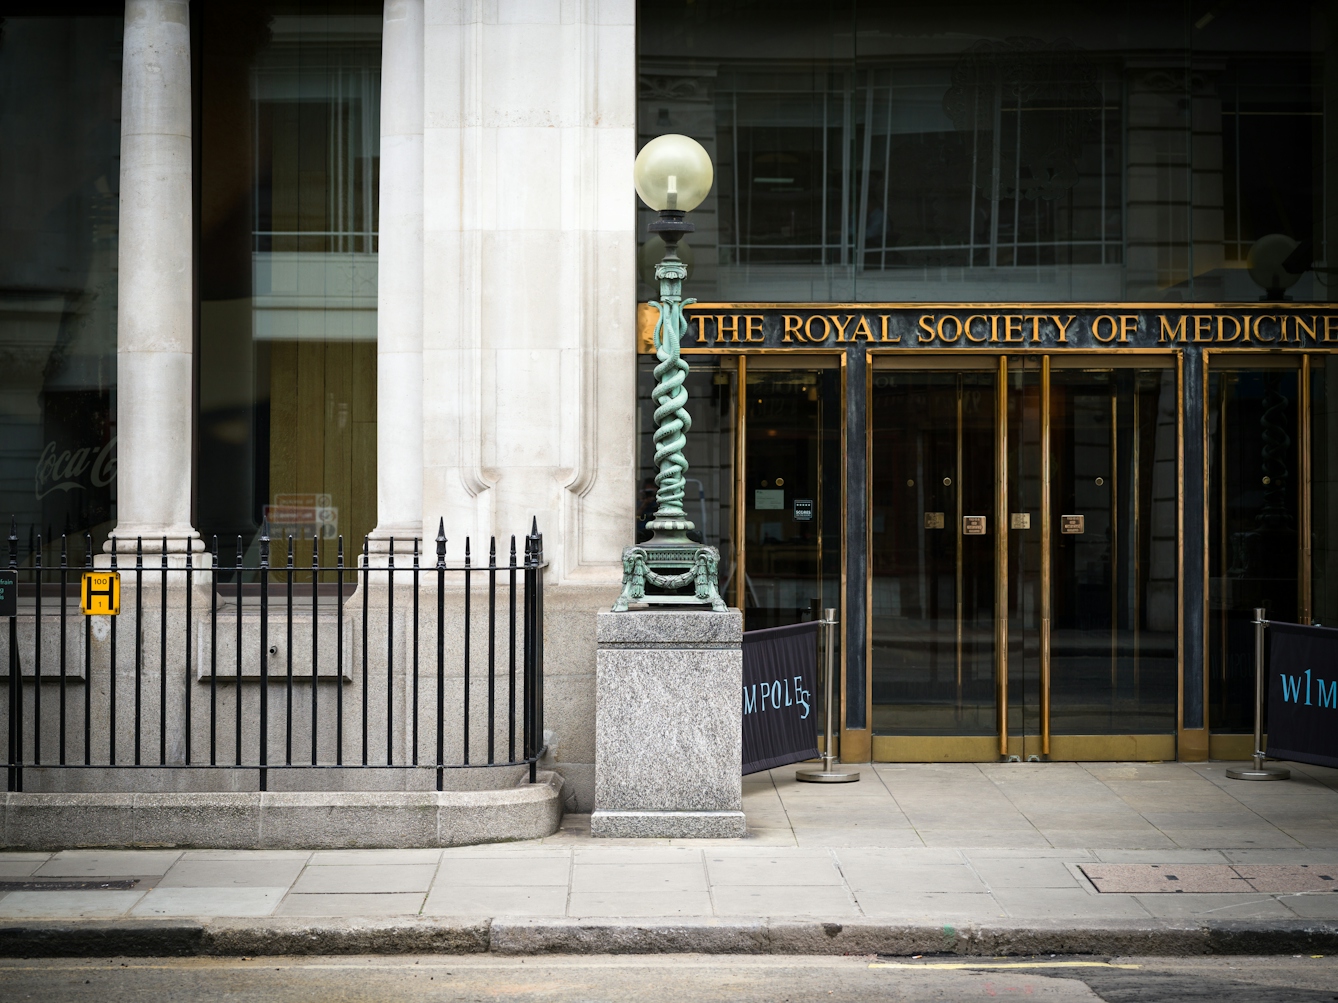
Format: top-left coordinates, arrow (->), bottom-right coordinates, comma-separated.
1080,863 -> 1338,893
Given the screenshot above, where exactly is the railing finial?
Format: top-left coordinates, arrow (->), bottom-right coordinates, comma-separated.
528,517 -> 542,563
436,517 -> 446,568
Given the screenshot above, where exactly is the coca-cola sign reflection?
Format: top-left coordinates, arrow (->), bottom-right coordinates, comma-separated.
35,435 -> 116,499
35,389 -> 115,537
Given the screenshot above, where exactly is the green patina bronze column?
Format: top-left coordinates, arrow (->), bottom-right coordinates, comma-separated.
614,135 -> 725,612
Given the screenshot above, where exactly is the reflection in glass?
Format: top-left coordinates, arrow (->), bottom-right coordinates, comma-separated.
870,370 -> 997,735
1313,359 -> 1338,629
638,1 -> 1330,304
197,2 -> 381,567
0,13 -> 122,568
743,368 -> 841,631
1046,369 -> 1178,735
1209,365 -> 1300,733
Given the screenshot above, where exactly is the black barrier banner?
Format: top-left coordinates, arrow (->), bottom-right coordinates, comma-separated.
742,621 -> 819,775
1267,622 -> 1338,769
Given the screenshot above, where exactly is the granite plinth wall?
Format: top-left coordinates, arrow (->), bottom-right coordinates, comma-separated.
592,609 -> 744,838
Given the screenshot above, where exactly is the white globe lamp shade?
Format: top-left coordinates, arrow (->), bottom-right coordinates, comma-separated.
633,134 -> 714,212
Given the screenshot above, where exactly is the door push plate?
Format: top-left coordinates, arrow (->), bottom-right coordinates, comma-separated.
962,515 -> 987,535
1061,514 -> 1085,535
1010,513 -> 1031,530
924,511 -> 945,529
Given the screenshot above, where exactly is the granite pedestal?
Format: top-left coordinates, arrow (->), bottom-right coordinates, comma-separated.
591,609 -> 745,838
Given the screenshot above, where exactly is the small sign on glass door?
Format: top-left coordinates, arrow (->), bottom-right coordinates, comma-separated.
1061,514 -> 1085,535
962,516 -> 987,535
793,498 -> 814,521
924,511 -> 945,529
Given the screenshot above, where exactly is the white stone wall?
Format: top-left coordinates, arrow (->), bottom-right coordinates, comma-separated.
420,0 -> 637,584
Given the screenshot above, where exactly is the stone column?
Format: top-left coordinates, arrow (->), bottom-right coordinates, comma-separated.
421,1 -> 636,578
592,610 -> 745,837
111,0 -> 198,555
369,0 -> 425,555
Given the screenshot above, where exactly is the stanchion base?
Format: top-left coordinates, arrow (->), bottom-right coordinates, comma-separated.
795,769 -> 860,783
1225,767 -> 1290,781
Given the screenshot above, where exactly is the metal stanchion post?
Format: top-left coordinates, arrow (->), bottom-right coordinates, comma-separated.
1227,607 -> 1289,781
797,608 -> 859,783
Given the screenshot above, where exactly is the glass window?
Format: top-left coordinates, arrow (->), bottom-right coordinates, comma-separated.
1209,361 -> 1301,733
0,7 -> 123,568
196,1 -> 380,565
637,0 -> 1333,304
742,365 -> 842,631
1313,358 -> 1338,628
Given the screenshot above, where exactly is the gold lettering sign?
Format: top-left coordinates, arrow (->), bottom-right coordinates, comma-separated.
636,304 -> 1338,352
962,516 -> 987,536
1060,515 -> 1085,535
924,512 -> 945,529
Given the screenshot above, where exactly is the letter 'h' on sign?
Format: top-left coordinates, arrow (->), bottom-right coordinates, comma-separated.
81,571 -> 120,616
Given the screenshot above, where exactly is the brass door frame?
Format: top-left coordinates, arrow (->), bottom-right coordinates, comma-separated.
1301,353 -> 1313,624
734,355 -> 747,612
1040,355 -> 1052,756
868,349 -> 1178,762
996,357 -> 1009,757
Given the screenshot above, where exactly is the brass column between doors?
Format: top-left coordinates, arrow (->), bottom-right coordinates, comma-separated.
734,356 -> 747,612
1110,383 -> 1119,726
1132,371 -> 1142,702
1301,353 -> 1313,624
997,356 -> 1009,758
955,377 -> 964,718
1040,355 -> 1052,757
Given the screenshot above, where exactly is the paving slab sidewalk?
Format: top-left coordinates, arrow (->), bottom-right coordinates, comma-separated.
2,761 -> 1337,956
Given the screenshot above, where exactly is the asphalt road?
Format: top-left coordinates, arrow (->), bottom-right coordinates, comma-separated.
0,954 -> 1334,1002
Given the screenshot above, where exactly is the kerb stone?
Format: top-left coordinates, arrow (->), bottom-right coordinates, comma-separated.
592,609 -> 743,838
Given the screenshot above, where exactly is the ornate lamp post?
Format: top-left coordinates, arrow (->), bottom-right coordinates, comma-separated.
614,135 -> 726,612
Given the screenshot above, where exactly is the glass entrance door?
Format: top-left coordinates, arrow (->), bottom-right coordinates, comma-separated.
739,363 -> 842,630
869,366 -> 1000,741
1208,359 -> 1302,739
1038,366 -> 1179,753
870,357 -> 1179,761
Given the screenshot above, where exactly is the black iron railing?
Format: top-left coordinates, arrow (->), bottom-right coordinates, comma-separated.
2,518 -> 545,792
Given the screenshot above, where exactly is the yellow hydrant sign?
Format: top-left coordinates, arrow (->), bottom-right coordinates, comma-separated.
81,571 -> 121,615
